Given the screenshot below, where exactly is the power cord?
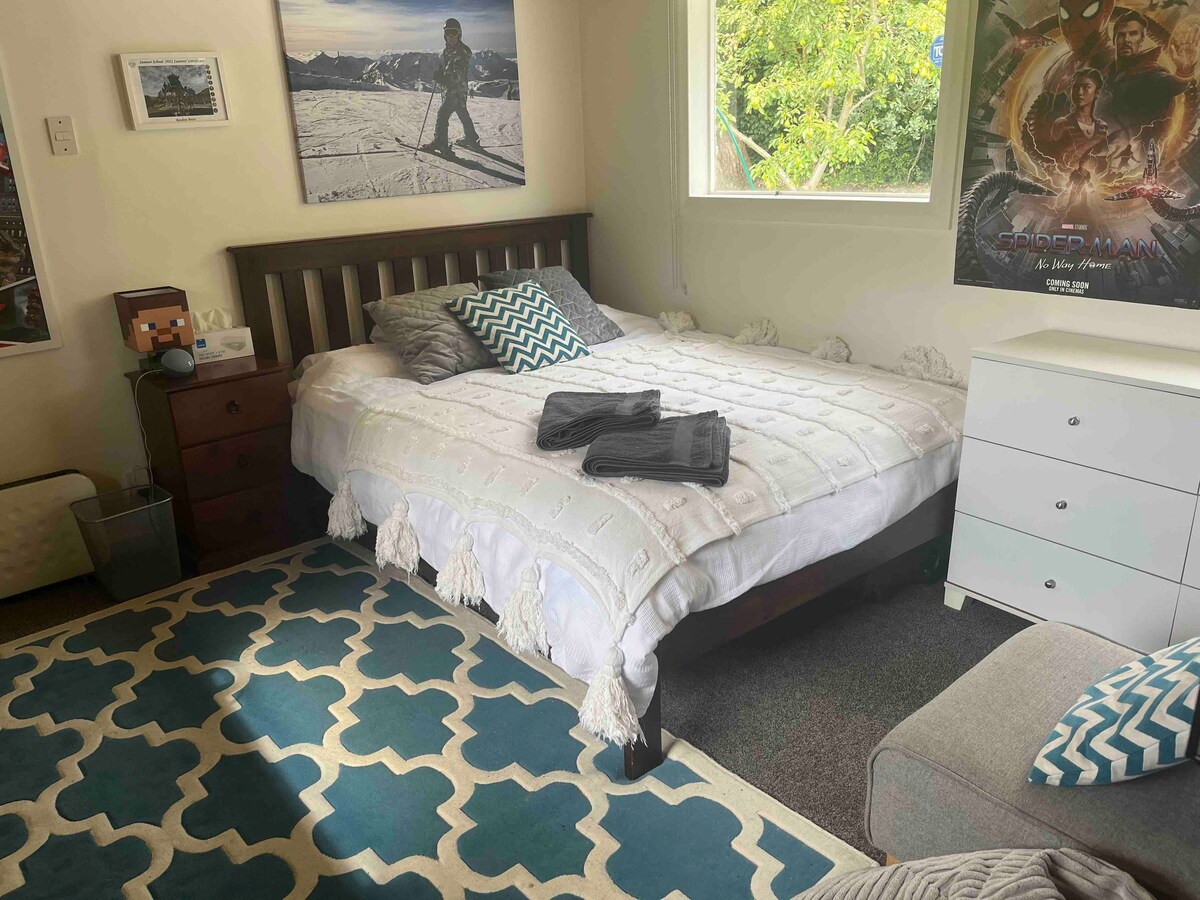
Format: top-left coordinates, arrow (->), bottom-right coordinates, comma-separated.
131,370 -> 170,547
132,370 -> 155,488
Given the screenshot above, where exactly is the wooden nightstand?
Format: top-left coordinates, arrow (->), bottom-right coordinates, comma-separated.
126,355 -> 325,574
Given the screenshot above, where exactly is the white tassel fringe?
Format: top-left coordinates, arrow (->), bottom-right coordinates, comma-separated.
436,530 -> 485,607
497,565 -> 549,656
579,645 -> 643,746
734,317 -> 779,347
327,477 -> 366,540
375,497 -> 420,572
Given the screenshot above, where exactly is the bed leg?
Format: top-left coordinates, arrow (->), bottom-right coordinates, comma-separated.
623,685 -> 663,780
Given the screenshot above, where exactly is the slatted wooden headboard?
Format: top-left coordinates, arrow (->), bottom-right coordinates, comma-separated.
227,213 -> 593,365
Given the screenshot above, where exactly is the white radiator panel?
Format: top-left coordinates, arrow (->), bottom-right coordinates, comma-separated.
0,472 -> 96,600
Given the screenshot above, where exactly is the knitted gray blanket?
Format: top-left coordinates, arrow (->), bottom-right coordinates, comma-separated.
799,849 -> 1153,900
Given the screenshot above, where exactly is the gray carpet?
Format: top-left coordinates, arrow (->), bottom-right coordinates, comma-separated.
0,576 -> 113,645
661,579 -> 1029,862
0,563 -> 1028,865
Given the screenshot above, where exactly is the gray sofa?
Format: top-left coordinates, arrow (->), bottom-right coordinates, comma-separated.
866,621 -> 1200,900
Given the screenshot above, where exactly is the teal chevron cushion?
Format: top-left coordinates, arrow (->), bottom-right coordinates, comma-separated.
447,282 -> 591,375
1030,636 -> 1200,787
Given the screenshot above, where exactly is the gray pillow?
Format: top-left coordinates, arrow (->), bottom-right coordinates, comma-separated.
364,283 -> 495,385
479,266 -> 624,345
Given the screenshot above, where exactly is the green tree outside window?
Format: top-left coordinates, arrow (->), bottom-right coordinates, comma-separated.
716,0 -> 947,193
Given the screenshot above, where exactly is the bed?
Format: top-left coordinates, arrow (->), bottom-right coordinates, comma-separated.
229,214 -> 962,778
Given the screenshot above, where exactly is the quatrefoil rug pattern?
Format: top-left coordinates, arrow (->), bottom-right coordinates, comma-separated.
0,540 -> 870,898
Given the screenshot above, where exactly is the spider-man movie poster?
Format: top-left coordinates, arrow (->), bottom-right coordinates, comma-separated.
956,0 -> 1200,307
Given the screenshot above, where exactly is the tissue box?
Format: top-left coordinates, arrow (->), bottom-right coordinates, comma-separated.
194,327 -> 254,364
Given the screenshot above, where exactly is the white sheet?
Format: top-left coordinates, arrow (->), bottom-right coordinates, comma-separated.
292,307 -> 961,714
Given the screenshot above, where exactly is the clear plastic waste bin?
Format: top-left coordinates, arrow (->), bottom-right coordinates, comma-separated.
71,485 -> 181,600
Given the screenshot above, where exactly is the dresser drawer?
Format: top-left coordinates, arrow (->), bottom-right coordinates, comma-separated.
965,358 -> 1200,491
170,371 -> 291,447
948,513 -> 1178,651
181,426 -> 293,502
190,481 -> 294,552
1173,585 -> 1200,644
956,438 -> 1196,580
1181,506 -> 1200,589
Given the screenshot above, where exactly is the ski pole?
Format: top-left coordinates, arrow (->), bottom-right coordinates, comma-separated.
415,87 -> 438,157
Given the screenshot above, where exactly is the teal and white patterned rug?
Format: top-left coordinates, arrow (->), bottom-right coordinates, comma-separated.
0,540 -> 871,898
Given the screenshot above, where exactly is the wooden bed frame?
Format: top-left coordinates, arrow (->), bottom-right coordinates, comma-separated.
228,213 -> 957,779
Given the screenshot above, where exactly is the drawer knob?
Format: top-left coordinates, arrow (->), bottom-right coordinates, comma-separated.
1067,416 -> 1080,426
237,454 -> 252,470
1055,500 -> 1068,510
1044,579 -> 1057,589
227,400 -> 241,415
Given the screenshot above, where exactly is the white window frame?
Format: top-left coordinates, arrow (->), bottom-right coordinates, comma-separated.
680,0 -> 973,230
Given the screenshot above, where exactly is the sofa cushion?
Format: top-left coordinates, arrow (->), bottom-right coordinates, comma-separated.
1031,636 -> 1200,787
866,622 -> 1200,900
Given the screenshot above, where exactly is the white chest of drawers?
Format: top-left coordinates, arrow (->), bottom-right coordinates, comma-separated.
945,330 -> 1200,651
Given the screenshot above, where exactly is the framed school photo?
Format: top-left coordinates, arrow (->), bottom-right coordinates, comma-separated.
119,53 -> 231,130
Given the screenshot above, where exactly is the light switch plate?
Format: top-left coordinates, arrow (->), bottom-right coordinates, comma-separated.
45,116 -> 78,156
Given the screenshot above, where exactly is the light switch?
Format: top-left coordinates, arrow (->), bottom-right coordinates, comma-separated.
45,116 -> 78,156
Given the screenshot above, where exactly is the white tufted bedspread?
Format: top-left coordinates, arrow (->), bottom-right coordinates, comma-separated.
341,332 -> 966,703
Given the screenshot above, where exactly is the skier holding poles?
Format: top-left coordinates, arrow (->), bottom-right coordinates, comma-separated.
420,17 -> 481,156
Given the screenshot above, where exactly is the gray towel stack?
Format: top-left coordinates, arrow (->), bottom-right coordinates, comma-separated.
582,411 -> 731,486
537,390 -> 661,451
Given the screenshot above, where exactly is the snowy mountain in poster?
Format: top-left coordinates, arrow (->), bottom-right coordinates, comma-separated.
276,0 -> 524,202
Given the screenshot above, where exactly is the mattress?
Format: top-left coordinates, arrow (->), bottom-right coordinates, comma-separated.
292,307 -> 961,714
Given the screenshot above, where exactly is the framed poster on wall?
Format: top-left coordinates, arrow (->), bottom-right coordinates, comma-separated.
954,0 -> 1200,308
275,0 -> 525,203
0,58 -> 60,357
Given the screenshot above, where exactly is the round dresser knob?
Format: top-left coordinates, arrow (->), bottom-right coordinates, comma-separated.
227,400 -> 241,415
1067,416 -> 1080,426
237,454 -> 251,470
1044,579 -> 1057,589
1056,500 -> 1068,510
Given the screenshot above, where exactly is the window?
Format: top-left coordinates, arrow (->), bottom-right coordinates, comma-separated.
688,0 -> 955,209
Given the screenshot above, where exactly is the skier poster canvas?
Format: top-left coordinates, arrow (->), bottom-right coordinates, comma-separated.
276,0 -> 525,203
955,0 -> 1200,308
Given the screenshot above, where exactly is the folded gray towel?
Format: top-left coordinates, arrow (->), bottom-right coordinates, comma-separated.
582,411 -> 731,486
537,390 -> 661,451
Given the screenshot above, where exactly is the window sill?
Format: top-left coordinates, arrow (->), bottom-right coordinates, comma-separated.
700,190 -> 932,203
683,192 -> 953,231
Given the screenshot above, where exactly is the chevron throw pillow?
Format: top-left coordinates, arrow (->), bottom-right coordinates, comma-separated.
447,282 -> 591,374
1030,636 -> 1200,787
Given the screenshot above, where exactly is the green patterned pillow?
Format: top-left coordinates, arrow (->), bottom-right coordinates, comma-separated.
447,283 -> 590,374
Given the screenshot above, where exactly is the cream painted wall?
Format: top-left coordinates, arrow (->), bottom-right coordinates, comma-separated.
0,0 -> 585,489
578,0 -> 1200,379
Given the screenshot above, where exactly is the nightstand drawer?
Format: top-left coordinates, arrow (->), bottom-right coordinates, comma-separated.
170,371 -> 291,447
965,358 -> 1200,491
190,481 -> 294,552
182,426 -> 293,502
948,513 -> 1178,651
957,438 -> 1196,580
